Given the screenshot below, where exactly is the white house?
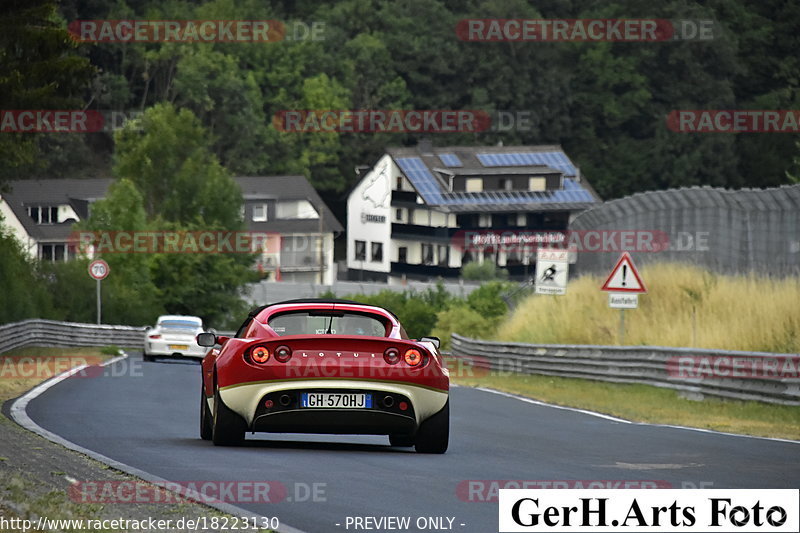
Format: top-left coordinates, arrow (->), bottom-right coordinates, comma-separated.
0,176 -> 342,284
346,141 -> 601,282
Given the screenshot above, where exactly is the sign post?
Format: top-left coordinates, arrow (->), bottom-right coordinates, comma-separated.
88,259 -> 110,325
600,252 -> 647,344
534,248 -> 570,295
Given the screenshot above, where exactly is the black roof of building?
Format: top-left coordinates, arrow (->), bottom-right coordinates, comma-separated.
1,178 -> 115,242
237,176 -> 343,234
384,144 -> 601,212
1,176 -> 342,242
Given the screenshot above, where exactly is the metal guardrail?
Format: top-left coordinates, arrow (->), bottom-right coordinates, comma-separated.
0,319 -> 237,354
3,321 -> 797,406
451,334 -> 800,406
0,319 -> 147,354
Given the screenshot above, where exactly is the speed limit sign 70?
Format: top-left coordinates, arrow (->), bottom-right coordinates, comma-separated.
88,259 -> 110,280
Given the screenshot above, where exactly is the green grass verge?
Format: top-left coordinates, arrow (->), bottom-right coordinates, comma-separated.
497,263 -> 800,353
449,363 -> 800,441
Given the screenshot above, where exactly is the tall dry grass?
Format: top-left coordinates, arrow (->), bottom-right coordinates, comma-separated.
497,263 -> 800,353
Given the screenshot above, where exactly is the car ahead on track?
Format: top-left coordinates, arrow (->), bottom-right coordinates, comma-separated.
197,299 -> 449,453
144,315 -> 208,362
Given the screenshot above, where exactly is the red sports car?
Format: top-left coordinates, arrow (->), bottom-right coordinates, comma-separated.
197,299 -> 450,453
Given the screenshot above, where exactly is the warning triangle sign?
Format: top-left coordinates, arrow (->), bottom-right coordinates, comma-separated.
601,252 -> 647,293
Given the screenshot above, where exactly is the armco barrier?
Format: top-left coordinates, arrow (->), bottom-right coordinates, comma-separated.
0,319 -> 147,354
451,334 -> 800,406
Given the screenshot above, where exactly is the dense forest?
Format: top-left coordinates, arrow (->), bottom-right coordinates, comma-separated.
2,0 -> 799,208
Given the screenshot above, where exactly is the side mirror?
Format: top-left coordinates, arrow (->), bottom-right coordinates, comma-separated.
144,325 -> 152,332
420,336 -> 440,350
196,332 -> 217,347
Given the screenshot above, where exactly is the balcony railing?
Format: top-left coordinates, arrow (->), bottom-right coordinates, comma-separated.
391,223 -> 459,241
390,261 -> 460,279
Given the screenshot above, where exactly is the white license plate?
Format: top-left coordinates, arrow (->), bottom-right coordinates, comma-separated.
300,393 -> 372,409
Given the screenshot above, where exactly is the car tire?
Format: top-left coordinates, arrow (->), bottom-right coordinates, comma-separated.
200,384 -> 213,441
414,400 -> 449,454
143,352 -> 154,362
389,434 -> 415,447
211,386 -> 246,446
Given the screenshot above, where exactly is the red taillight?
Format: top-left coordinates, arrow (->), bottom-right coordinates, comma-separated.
384,347 -> 400,365
250,345 -> 270,363
148,334 -> 161,339
274,345 -> 292,363
404,348 -> 423,366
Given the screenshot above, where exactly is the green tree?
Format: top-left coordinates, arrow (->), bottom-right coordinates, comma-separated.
0,218 -> 55,324
461,261 -> 509,281
0,0 -> 94,186
112,104 -> 257,327
72,179 -> 164,325
173,48 -> 270,174
113,103 -> 242,227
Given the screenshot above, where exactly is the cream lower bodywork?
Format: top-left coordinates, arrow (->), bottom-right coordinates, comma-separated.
212,379 -> 448,426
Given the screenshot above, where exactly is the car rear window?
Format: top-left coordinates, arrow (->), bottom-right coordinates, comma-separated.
268,311 -> 389,337
159,320 -> 201,329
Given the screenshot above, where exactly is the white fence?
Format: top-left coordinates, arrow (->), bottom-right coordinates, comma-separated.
451,334 -> 800,406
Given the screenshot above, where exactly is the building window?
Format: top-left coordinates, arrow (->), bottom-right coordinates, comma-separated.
354,240 -> 366,261
40,244 -> 66,261
28,206 -> 59,224
529,177 -> 546,191
500,178 -> 513,191
421,243 -> 434,265
398,246 -> 407,263
371,242 -> 383,262
437,245 -> 449,267
466,178 -> 483,192
396,176 -> 403,190
252,204 -> 268,222
395,208 -> 404,222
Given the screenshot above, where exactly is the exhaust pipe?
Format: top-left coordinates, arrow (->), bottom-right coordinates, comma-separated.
382,395 -> 394,408
279,394 -> 291,406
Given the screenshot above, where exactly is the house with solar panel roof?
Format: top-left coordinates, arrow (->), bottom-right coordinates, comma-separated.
346,141 -> 601,281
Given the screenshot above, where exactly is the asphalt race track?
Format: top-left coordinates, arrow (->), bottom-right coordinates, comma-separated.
25,353 -> 800,533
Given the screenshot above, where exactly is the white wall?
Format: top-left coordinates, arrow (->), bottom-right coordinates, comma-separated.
57,204 -> 79,223
277,199 -> 317,219
0,197 -> 38,258
346,154 -> 394,273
